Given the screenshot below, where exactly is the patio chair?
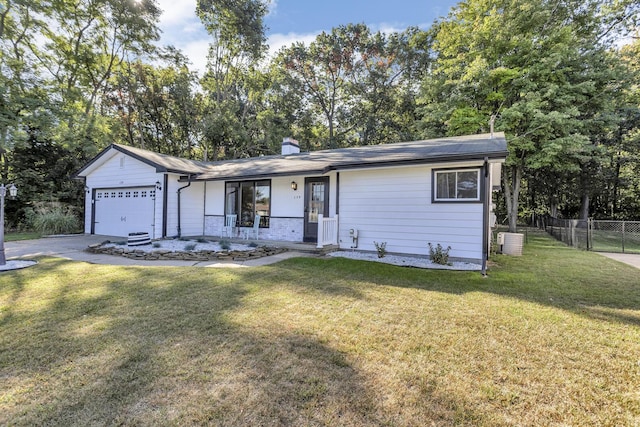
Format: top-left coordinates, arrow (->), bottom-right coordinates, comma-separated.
222,214 -> 237,238
243,214 -> 260,240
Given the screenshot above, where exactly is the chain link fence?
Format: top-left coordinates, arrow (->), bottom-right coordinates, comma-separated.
544,217 -> 640,253
590,220 -> 640,254
545,218 -> 590,250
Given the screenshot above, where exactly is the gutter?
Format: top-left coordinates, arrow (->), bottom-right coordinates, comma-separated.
176,175 -> 193,238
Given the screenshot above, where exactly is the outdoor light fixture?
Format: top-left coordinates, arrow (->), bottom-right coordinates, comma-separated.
8,184 -> 17,198
85,185 -> 90,194
155,181 -> 162,191
0,183 -> 18,266
291,181 -> 297,191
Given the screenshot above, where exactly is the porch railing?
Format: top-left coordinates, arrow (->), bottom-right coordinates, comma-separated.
317,214 -> 338,248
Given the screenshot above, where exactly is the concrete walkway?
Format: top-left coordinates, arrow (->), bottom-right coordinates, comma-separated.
5,234 -> 313,268
596,252 -> 640,270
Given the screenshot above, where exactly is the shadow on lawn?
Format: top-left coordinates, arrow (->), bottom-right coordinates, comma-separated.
1,259 -> 492,426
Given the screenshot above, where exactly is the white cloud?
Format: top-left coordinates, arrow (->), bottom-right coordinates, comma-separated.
156,0 -> 198,27
154,1 -> 320,75
267,31 -> 319,57
180,39 -> 210,75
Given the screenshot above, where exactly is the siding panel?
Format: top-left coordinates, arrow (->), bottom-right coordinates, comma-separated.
339,166 -> 484,261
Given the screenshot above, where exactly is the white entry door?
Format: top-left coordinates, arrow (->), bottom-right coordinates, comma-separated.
93,187 -> 156,237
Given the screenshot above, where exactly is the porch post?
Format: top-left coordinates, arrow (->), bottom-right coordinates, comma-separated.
317,214 -> 324,248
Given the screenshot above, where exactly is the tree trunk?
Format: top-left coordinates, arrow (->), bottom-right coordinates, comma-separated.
579,169 -> 591,221
503,164 -> 522,232
579,193 -> 590,221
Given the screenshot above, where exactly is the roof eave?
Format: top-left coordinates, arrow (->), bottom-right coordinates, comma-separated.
183,150 -> 509,181
184,169 -> 328,182
326,150 -> 510,172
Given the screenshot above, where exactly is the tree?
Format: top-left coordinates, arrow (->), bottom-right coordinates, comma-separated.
106,49 -> 202,158
419,0 -> 639,230
276,24 -> 428,149
0,0 -> 162,227
197,0 -> 270,159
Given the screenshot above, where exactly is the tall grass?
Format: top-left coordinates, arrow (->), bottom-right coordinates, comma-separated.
29,202 -> 81,235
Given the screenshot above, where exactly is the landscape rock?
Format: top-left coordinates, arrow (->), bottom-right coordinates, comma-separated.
86,243 -> 287,262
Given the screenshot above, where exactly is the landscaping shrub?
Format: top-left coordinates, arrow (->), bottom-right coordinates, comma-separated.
428,242 -> 451,265
374,241 -> 387,258
219,239 -> 231,250
184,243 -> 197,251
29,202 -> 81,235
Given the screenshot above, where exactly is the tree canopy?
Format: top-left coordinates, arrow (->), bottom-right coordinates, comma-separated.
1,0 -> 639,229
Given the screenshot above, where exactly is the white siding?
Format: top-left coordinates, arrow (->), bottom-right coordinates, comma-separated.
338,165 -> 484,261
84,151 -> 163,238
204,181 -> 225,215
165,175 -> 205,237
271,176 -> 304,217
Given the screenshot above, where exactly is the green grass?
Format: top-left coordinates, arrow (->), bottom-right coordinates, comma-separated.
1,232 -> 639,426
3,232 -> 41,242
591,230 -> 640,254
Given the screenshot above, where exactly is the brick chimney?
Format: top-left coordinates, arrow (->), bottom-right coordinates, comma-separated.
281,137 -> 300,155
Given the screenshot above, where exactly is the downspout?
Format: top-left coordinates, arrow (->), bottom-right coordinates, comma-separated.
162,174 -> 169,238
176,175 -> 193,238
481,157 -> 490,277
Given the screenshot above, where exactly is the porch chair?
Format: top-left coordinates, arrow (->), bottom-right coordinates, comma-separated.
243,214 -> 260,240
222,214 -> 237,238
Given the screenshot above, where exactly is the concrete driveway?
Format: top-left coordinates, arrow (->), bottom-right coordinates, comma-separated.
5,234 -> 306,268
597,252 -> 640,270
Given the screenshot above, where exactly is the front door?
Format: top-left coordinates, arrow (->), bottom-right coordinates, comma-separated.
304,177 -> 329,242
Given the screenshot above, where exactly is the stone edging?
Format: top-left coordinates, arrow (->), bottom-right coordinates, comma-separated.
86,244 -> 288,261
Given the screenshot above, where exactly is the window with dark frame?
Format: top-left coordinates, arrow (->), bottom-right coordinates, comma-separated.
225,180 -> 271,227
434,168 -> 481,201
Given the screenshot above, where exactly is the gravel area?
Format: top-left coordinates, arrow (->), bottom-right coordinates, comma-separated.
328,251 -> 482,270
103,239 -> 255,253
0,260 -> 38,271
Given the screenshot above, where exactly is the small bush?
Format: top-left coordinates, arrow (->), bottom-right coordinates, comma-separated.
219,239 -> 231,250
114,241 -> 127,246
197,238 -> 208,243
428,242 -> 452,265
373,241 -> 387,258
248,241 -> 258,248
152,242 -> 161,248
184,243 -> 197,251
30,202 -> 81,235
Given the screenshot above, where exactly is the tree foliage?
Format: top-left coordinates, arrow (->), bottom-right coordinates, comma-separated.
419,0 -> 640,229
1,0 -> 639,230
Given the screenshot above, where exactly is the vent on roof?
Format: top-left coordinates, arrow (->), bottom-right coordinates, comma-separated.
282,137 -> 300,155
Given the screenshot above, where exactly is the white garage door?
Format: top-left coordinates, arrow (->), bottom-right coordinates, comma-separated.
94,187 -> 156,237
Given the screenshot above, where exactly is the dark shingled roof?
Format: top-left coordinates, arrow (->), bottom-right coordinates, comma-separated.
75,143 -> 209,177
193,132 -> 508,181
76,133 -> 508,180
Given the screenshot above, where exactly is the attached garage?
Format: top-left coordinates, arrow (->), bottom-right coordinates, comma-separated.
92,187 -> 157,237
76,144 -> 208,239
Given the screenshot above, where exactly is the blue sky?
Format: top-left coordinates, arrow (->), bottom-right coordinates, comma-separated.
155,0 -> 459,74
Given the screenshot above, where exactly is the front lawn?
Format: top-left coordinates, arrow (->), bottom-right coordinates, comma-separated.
3,231 -> 41,242
1,232 -> 639,426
